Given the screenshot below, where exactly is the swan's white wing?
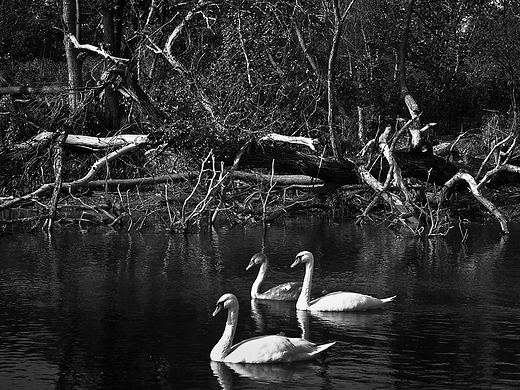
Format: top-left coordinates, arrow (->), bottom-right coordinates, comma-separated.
259,282 -> 302,300
225,335 -> 333,363
309,291 -> 388,311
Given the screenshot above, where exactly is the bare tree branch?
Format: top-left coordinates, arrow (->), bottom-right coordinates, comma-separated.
442,172 -> 509,234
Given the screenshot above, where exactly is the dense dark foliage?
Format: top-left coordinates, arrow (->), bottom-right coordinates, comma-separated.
1,0 -> 519,195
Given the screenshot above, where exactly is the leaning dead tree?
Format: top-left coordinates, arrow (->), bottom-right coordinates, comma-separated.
346,0 -> 512,235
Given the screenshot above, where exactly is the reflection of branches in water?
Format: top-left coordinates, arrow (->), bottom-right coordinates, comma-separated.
209,226 -> 226,273
403,233 -> 512,380
458,234 -> 508,291
423,233 -> 509,303
210,360 -> 320,389
424,233 -> 508,268
160,233 -> 225,313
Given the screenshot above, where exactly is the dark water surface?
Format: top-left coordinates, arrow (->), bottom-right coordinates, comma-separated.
1,218 -> 519,389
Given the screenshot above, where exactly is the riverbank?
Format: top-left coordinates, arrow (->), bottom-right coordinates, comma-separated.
2,183 -> 519,235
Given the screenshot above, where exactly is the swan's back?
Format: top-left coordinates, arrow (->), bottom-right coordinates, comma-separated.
256,282 -> 303,300
308,291 -> 396,311
223,335 -> 335,363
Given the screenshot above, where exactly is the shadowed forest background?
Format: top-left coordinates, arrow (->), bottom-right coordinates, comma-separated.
1,0 -> 520,235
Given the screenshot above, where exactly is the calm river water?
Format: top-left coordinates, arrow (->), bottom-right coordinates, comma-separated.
1,217 -> 519,389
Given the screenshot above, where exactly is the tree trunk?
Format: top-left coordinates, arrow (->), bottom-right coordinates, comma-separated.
100,1 -> 126,130
43,130 -> 68,232
327,0 -> 344,161
327,0 -> 357,161
399,0 -> 419,118
62,0 -> 82,109
399,0 -> 433,154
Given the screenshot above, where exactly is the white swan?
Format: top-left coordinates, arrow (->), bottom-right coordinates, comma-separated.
290,251 -> 396,311
246,253 -> 302,301
210,293 -> 336,363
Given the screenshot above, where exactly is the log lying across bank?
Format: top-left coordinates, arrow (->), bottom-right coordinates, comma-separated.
0,129 -> 456,187
226,140 -> 458,187
0,130 -> 515,234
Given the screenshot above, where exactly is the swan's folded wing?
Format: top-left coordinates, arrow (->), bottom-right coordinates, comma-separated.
309,291 -> 385,311
261,282 -> 302,300
228,335 -> 274,355
226,335 -> 327,363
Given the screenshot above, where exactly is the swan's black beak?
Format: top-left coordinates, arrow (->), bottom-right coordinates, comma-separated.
212,302 -> 224,317
290,256 -> 302,268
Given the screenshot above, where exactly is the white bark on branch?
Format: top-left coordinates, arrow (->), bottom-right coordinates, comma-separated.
67,33 -> 129,63
358,166 -> 420,232
259,133 -> 317,151
476,134 -> 514,179
378,125 -> 416,213
64,138 -> 150,189
443,172 -> 509,234
358,118 -> 422,232
408,122 -> 437,151
478,164 -> 520,189
0,132 -> 152,159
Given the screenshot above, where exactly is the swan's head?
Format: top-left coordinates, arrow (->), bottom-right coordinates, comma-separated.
246,252 -> 267,271
212,293 -> 239,316
291,251 -> 314,268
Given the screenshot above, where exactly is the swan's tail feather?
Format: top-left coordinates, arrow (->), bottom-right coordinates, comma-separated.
382,295 -> 397,303
312,341 -> 336,355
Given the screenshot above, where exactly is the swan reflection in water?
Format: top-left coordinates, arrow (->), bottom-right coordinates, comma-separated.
250,298 -> 384,342
250,298 -> 294,335
297,307 -> 389,338
250,299 -> 311,340
210,360 -> 321,389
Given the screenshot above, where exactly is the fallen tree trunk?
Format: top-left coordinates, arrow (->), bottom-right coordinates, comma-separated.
225,140 -> 458,187
73,172 -> 322,190
0,132 -> 154,160
0,86 -> 68,95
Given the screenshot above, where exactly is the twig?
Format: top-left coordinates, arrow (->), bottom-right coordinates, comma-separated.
262,160 -> 277,221
237,13 -> 252,87
476,134 -> 513,179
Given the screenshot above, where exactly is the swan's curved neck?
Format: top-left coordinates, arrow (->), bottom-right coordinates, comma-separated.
251,262 -> 268,298
296,260 -> 313,310
211,306 -> 238,361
